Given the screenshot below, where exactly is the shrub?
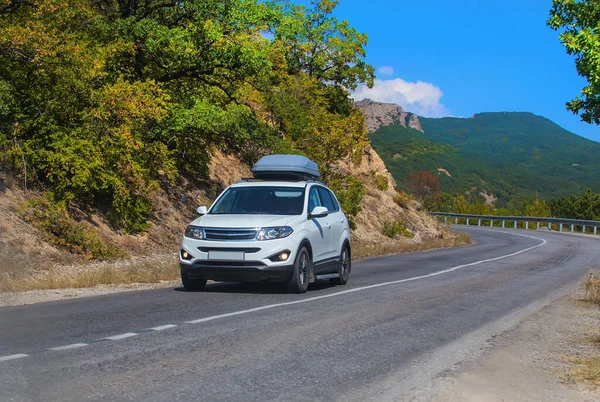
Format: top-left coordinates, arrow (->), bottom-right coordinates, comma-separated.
393,192 -> 412,208
374,174 -> 389,191
19,197 -> 127,260
382,220 -> 414,239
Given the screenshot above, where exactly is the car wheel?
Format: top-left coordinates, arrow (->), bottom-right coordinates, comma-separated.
181,270 -> 207,291
286,247 -> 311,294
331,245 -> 350,285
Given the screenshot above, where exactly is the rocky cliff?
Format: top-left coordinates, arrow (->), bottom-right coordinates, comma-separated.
354,98 -> 423,133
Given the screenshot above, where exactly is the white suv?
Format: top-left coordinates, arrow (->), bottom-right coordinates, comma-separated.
179,155 -> 351,293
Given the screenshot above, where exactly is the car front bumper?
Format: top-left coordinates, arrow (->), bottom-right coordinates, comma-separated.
179,235 -> 300,283
180,261 -> 294,282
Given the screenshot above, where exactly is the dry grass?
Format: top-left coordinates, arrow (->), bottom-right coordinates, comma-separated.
565,356 -> 600,386
0,255 -> 179,292
583,272 -> 600,304
561,272 -> 600,386
353,231 -> 471,260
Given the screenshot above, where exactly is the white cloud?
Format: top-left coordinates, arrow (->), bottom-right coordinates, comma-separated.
377,65 -> 395,77
352,78 -> 450,117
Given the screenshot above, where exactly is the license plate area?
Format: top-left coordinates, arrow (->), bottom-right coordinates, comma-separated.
208,251 -> 245,261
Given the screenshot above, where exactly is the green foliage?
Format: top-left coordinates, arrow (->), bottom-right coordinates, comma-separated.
548,0 -> 600,124
19,197 -> 126,260
326,173 -> 365,230
259,72 -> 369,178
272,0 -> 375,92
373,174 -> 389,191
0,0 -> 374,236
429,191 -> 587,225
550,190 -> 600,220
427,193 -> 493,215
519,196 -> 552,218
382,220 -> 413,239
370,112 -> 600,207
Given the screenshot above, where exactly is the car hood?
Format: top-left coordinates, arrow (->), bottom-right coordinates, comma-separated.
191,214 -> 298,228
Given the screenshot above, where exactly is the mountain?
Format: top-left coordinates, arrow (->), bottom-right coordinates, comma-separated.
356,99 -> 600,205
355,98 -> 422,133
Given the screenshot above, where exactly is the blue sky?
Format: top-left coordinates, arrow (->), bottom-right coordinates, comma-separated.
318,0 -> 600,142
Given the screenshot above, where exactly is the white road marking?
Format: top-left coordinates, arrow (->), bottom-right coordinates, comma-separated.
0,354 -> 28,362
103,333 -> 137,340
149,324 -> 177,331
186,229 -> 547,325
49,343 -> 87,351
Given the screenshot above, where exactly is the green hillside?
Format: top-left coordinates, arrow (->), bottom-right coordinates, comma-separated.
369,112 -> 600,205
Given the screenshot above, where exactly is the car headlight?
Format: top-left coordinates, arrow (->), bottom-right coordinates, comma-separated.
256,226 -> 293,241
184,225 -> 205,240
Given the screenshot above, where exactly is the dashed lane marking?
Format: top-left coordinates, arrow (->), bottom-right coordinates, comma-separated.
103,333 -> 137,341
0,354 -> 28,362
149,324 -> 177,331
48,343 -> 88,351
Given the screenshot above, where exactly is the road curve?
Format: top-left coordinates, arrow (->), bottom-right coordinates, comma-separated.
1,227 -> 599,401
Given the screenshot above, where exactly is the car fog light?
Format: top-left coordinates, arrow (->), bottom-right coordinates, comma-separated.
279,252 -> 289,261
181,250 -> 193,261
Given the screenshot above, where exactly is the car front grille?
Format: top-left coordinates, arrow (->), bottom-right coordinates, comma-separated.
203,228 -> 257,241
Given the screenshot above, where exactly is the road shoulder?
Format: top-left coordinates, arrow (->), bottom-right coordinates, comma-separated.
432,292 -> 600,402
0,281 -> 180,307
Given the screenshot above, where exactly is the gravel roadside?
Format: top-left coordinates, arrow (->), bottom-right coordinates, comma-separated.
432,291 -> 600,402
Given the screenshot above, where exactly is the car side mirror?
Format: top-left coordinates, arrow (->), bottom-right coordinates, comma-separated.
309,206 -> 329,219
196,205 -> 208,215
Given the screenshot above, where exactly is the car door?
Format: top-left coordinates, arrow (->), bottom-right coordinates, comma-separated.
317,187 -> 342,259
307,186 -> 332,264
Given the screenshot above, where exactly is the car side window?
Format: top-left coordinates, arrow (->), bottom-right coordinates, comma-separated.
327,189 -> 340,212
317,187 -> 336,213
308,187 -> 322,212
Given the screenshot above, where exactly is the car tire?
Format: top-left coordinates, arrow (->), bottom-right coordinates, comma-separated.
181,271 -> 207,291
331,244 -> 350,285
286,247 -> 311,294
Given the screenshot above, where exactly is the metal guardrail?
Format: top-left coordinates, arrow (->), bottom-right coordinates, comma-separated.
431,212 -> 600,235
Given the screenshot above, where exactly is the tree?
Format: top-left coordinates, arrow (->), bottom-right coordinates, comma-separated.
270,0 -> 374,114
550,189 -> 600,220
519,194 -> 551,217
548,0 -> 600,124
0,0 -> 375,234
407,170 -> 441,200
260,72 -> 368,178
0,0 -> 280,231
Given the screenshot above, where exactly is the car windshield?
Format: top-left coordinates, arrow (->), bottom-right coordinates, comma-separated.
209,186 -> 305,215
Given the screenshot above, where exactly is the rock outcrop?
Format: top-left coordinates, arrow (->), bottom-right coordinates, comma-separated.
354,98 -> 423,133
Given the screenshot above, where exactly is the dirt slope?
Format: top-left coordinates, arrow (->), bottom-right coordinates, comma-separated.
335,146 -> 446,245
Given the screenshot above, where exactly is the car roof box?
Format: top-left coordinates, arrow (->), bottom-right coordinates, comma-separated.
251,154 -> 320,181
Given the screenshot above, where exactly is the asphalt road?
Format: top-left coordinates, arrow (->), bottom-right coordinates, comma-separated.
1,227 -> 599,402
